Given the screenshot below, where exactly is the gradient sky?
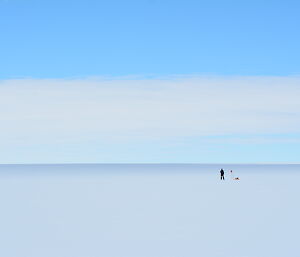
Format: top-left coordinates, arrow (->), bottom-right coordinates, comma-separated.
1,0 -> 300,78
0,0 -> 300,163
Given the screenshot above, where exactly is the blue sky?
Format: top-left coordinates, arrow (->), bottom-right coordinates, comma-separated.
0,0 -> 300,163
1,0 -> 299,78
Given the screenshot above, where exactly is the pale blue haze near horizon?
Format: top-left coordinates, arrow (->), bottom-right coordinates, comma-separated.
0,0 -> 300,163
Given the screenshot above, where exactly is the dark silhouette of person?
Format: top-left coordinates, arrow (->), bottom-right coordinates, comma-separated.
220,169 -> 225,180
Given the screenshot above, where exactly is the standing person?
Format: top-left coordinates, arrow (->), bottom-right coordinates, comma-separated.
220,169 -> 225,180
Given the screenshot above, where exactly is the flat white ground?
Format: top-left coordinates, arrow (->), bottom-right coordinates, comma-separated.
0,165 -> 299,257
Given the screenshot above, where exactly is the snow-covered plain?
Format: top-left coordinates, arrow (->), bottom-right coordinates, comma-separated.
0,164 -> 299,257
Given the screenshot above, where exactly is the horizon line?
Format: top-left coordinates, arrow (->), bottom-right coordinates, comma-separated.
0,162 -> 300,166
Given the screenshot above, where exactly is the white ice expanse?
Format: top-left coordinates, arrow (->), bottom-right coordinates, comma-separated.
0,164 -> 299,257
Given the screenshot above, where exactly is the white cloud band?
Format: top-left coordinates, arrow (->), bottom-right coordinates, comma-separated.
1,76 -> 300,145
